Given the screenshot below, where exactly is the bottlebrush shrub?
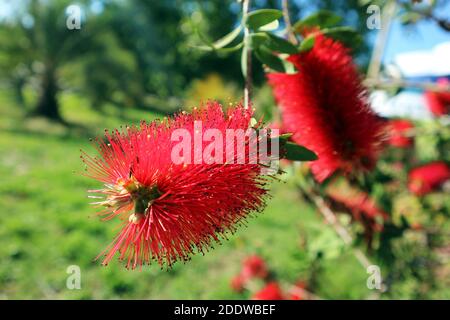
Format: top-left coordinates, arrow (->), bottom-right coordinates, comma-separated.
388,119 -> 414,148
230,255 -> 312,300
230,274 -> 246,293
252,282 -> 285,300
268,33 -> 386,182
424,78 -> 450,116
288,281 -> 307,300
229,254 -> 269,292
326,179 -> 389,246
241,255 -> 269,280
408,161 -> 450,196
425,91 -> 449,116
81,102 -> 272,269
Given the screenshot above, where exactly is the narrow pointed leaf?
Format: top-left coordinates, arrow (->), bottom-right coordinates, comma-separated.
298,36 -> 315,52
246,9 -> 283,30
212,25 -> 243,49
283,142 -> 318,161
294,10 -> 342,33
193,25 -> 242,51
259,19 -> 279,31
265,34 -> 298,54
321,26 -> 362,48
254,46 -> 285,72
249,33 -> 269,49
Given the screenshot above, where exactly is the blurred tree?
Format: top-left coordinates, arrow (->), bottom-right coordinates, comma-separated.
0,0 -> 103,121
0,0 -> 375,122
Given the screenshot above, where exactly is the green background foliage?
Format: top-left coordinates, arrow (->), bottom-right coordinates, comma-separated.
0,0 -> 449,299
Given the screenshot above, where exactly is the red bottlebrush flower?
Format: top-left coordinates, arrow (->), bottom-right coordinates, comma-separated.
81,102 -> 270,269
252,282 -> 285,300
230,274 -> 246,293
326,179 -> 388,245
425,92 -> 448,116
437,78 -> 450,103
388,119 -> 414,148
408,161 -> 450,196
241,255 -> 269,280
268,34 -> 386,182
424,78 -> 450,116
288,281 -> 307,300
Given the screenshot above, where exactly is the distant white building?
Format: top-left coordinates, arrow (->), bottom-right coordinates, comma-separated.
370,41 -> 450,119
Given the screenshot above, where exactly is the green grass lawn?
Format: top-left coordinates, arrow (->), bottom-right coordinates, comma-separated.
0,89 -> 372,299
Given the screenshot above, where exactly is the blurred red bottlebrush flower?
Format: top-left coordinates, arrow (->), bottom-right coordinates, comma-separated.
241,255 -> 269,280
288,280 -> 307,300
252,282 -> 285,300
408,161 -> 450,196
425,92 -> 448,116
424,78 -> 450,116
388,119 -> 414,148
268,34 -> 386,182
230,274 -> 246,293
326,180 -> 389,244
81,102 -> 271,269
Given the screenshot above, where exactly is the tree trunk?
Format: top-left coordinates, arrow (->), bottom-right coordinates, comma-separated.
34,67 -> 62,121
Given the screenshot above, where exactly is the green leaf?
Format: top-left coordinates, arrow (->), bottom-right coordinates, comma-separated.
298,36 -> 315,52
259,19 -> 279,31
194,42 -> 243,53
294,10 -> 342,32
283,142 -> 317,161
265,34 -> 298,54
212,25 -> 243,49
194,25 -> 243,51
254,46 -> 285,72
277,133 -> 292,143
321,26 -> 362,48
214,42 -> 244,54
280,57 -> 295,74
249,33 -> 269,49
399,12 -> 423,25
246,9 -> 283,30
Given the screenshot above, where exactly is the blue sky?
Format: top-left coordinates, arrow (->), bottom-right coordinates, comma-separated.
383,9 -> 450,64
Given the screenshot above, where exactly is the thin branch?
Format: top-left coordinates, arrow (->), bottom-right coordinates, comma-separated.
299,187 -> 374,270
365,77 -> 450,93
242,0 -> 252,109
282,0 -> 297,44
396,0 -> 450,32
298,185 -> 384,299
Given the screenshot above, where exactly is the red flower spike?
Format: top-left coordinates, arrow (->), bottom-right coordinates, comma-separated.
287,280 -> 307,300
326,179 -> 388,246
424,78 -> 450,116
388,119 -> 414,148
268,34 -> 386,182
252,282 -> 285,300
230,275 -> 246,293
81,101 -> 271,269
408,161 -> 450,196
241,255 -> 269,280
